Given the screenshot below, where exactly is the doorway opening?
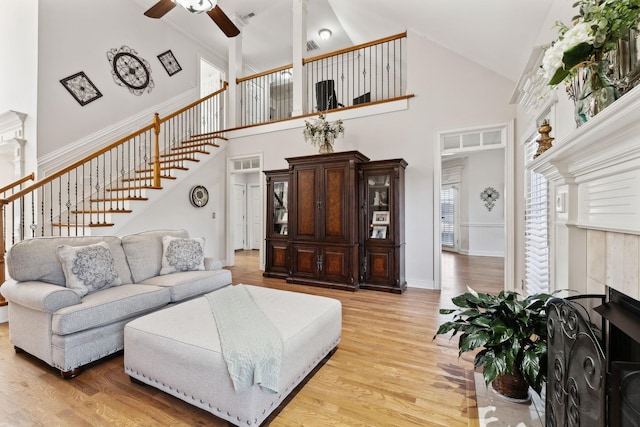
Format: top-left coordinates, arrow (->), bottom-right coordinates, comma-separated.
435,123 -> 514,292
227,154 -> 264,269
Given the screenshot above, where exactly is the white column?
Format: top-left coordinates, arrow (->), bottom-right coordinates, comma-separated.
227,21 -> 243,128
291,0 -> 308,116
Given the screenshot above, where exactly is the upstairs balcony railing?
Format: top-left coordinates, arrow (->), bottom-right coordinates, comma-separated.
237,32 -> 407,126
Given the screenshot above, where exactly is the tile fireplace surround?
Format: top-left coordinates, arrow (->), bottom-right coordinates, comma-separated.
531,85 -> 640,302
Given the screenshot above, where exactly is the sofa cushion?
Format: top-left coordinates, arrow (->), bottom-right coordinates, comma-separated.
141,269 -> 231,302
52,284 -> 171,336
6,235 -> 133,286
121,229 -> 189,283
160,236 -> 205,275
57,242 -> 122,298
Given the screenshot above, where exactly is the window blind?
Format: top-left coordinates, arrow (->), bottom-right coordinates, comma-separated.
524,138 -> 550,295
441,187 -> 455,248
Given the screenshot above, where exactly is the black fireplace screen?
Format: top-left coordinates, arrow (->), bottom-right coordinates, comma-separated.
611,362 -> 640,426
546,296 -> 606,427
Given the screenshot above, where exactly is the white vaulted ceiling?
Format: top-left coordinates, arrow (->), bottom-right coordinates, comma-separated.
133,0 -> 556,82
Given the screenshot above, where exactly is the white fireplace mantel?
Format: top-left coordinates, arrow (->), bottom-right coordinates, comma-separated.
531,85 -> 640,235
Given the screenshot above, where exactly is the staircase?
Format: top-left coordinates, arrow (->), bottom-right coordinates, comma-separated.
0,84 -> 229,289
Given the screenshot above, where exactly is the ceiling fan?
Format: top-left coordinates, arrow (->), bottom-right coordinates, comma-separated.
144,0 -> 240,38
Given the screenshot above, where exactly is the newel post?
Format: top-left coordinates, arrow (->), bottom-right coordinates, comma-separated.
152,113 -> 161,188
0,199 -> 7,304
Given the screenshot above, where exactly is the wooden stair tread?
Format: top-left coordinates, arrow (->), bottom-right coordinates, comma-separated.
90,196 -> 149,202
150,158 -> 200,165
160,146 -> 211,157
161,150 -> 209,158
122,175 -> 176,182
136,166 -> 189,173
70,209 -> 133,214
52,223 -> 115,227
177,141 -> 220,150
187,134 -> 227,142
106,185 -> 162,192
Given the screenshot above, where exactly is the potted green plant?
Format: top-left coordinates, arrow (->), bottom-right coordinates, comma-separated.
434,288 -> 554,400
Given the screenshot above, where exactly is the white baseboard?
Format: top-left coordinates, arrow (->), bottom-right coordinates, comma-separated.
460,249 -> 504,257
406,278 -> 435,289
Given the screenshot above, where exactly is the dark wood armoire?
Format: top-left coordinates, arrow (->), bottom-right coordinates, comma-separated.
264,151 -> 406,293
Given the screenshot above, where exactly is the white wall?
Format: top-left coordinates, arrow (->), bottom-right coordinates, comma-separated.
460,149 -> 505,257
226,31 -> 516,288
36,0 -> 226,157
0,0 -> 39,176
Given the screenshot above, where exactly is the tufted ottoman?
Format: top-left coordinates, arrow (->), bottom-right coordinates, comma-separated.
124,284 -> 341,426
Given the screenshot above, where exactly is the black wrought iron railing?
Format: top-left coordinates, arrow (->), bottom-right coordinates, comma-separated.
237,32 -> 407,126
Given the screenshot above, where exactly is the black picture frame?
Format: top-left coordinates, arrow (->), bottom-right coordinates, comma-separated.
158,50 -> 182,76
60,71 -> 103,106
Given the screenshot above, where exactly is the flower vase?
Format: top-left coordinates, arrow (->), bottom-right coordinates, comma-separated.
319,140 -> 333,154
574,61 -> 618,126
318,136 -> 334,154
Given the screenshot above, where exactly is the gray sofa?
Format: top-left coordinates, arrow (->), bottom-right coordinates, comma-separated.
0,229 -> 232,378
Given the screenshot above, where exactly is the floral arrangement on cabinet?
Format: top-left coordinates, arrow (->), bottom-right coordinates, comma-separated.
542,0 -> 640,125
303,114 -> 344,154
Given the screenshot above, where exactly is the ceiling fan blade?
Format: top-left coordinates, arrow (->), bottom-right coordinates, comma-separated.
207,6 -> 240,37
144,0 -> 176,18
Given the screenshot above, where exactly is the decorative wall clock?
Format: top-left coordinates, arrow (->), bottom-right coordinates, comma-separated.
480,187 -> 500,211
106,46 -> 155,95
189,185 -> 209,207
60,71 -> 103,106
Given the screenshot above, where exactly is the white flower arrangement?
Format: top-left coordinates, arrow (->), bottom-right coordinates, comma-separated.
542,22 -> 594,83
303,114 -> 344,147
542,0 -> 640,87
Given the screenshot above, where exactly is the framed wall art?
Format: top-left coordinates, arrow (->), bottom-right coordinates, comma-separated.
158,50 -> 182,76
60,72 -> 103,106
107,45 -> 154,95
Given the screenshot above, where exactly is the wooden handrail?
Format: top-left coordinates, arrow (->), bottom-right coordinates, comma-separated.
237,64 -> 294,84
159,82 -> 228,124
303,31 -> 407,65
0,172 -> 35,194
3,123 -> 154,203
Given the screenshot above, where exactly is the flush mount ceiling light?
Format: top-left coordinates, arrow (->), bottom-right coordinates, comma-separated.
281,70 -> 292,79
174,0 -> 217,14
318,28 -> 332,40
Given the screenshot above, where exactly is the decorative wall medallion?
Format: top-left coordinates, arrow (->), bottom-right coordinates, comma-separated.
189,185 -> 209,207
106,46 -> 154,95
480,187 -> 500,211
158,50 -> 182,76
60,72 -> 103,106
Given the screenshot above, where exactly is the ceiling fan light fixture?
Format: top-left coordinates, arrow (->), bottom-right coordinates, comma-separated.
173,0 -> 217,14
319,28 -> 332,40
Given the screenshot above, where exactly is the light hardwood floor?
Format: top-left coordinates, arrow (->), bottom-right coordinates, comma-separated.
0,251 -> 503,426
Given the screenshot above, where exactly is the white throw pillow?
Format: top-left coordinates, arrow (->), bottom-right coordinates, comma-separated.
160,236 -> 205,275
56,242 -> 122,298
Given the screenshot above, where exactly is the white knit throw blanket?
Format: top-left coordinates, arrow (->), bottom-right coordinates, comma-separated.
206,284 -> 284,394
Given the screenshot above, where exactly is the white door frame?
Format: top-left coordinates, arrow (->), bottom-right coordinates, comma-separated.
226,153 -> 265,269
433,120 -> 515,291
